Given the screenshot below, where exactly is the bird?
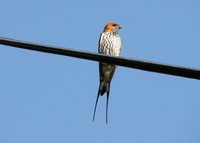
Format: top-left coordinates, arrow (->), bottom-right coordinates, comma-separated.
93,22 -> 122,123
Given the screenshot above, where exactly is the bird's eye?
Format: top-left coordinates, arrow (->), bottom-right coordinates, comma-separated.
112,24 -> 117,27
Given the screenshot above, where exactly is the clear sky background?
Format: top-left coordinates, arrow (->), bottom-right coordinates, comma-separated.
0,0 -> 199,143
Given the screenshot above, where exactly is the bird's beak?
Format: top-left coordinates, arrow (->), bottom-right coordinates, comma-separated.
119,26 -> 122,29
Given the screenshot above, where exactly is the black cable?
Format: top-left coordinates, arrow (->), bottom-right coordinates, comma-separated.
0,36 -> 200,80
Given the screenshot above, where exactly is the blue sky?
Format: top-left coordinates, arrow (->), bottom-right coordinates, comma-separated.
0,0 -> 200,143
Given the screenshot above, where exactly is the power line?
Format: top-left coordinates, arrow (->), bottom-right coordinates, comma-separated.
0,36 -> 200,80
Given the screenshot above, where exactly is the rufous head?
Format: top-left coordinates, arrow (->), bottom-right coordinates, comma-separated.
103,22 -> 122,32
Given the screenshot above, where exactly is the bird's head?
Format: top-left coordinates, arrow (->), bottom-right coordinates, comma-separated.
103,22 -> 121,34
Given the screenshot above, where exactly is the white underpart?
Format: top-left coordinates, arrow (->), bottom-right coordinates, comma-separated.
99,32 -> 122,56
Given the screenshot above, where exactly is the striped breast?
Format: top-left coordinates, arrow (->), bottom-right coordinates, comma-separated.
99,32 -> 122,56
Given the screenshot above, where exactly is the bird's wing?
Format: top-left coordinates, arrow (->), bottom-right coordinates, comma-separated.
98,33 -> 105,54
98,32 -> 117,82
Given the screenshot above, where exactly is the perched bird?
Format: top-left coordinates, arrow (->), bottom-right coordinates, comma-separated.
93,22 -> 122,123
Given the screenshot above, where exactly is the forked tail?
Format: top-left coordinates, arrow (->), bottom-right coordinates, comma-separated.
93,87 -> 100,122
93,82 -> 110,123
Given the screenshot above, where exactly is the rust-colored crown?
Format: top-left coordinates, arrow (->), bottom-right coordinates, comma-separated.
103,22 -> 121,32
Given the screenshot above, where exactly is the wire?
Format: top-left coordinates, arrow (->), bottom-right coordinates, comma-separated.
0,36 -> 200,80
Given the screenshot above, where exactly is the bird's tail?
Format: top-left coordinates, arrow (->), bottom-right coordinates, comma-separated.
93,81 -> 110,123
